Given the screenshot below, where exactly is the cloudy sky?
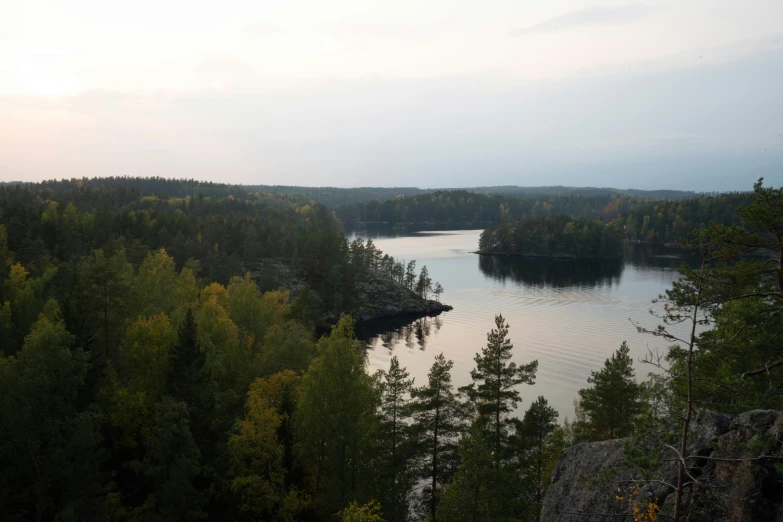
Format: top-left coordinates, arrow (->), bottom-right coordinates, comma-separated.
1,0 -> 782,190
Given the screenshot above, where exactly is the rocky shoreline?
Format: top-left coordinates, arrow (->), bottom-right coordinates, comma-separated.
339,269 -> 452,323
250,259 -> 452,325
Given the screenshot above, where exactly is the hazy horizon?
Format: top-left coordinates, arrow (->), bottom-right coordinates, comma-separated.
2,0 -> 782,191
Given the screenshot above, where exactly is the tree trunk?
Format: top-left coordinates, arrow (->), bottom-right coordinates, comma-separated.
432,405 -> 440,522
672,258 -> 704,522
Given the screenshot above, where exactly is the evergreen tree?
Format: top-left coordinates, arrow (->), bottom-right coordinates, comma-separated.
410,353 -> 463,522
461,314 -> 537,469
577,341 -> 641,440
433,282 -> 444,302
133,397 -> 204,521
76,249 -> 134,363
376,357 -> 415,522
435,425 -> 501,522
513,396 -> 559,520
404,261 -> 417,290
416,266 -> 432,298
167,308 -> 205,406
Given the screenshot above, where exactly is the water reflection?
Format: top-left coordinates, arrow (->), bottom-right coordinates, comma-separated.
478,255 -> 624,289
357,314 -> 443,352
624,243 -> 696,270
351,229 -> 697,421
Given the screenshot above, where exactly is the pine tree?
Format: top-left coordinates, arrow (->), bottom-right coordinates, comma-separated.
410,353 -> 463,522
577,341 -> 641,440
433,282 -> 444,302
404,261 -> 417,290
461,314 -> 537,469
416,266 -> 432,298
377,357 -> 414,522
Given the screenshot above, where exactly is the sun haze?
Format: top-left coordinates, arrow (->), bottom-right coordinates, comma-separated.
1,0 -> 782,189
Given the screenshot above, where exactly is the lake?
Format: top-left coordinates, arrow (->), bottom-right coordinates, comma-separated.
347,226 -> 695,422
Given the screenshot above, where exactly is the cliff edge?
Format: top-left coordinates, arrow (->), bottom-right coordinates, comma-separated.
541,410 -> 783,521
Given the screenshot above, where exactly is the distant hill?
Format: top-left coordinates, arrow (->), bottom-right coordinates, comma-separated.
464,185 -> 700,200
1,176 -> 703,207
244,185 -> 430,208
245,184 -> 701,207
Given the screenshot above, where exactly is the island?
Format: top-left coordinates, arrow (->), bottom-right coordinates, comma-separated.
477,215 -> 624,259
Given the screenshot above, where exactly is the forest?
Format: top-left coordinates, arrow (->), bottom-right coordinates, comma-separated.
477,216 -> 624,258
0,177 -> 781,522
334,189 -> 751,245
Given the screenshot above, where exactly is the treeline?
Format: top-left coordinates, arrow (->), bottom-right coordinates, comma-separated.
478,216 -> 624,258
468,185 -> 698,199
335,189 -> 752,244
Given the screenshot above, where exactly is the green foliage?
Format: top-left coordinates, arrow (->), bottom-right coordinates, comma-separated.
1,176 -> 776,521
435,425 -> 508,522
0,177 -> 448,520
480,216 -> 623,258
295,317 -> 380,514
337,500 -> 386,522
336,188 -> 739,246
461,314 -> 538,467
409,353 -> 463,521
229,371 -> 307,521
375,357 -> 415,522
131,397 -> 205,521
660,179 -> 783,414
576,342 -> 642,440
512,396 -> 559,519
416,265 -> 432,298
0,304 -> 102,521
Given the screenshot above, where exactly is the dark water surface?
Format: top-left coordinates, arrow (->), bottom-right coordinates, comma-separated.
347,226 -> 694,421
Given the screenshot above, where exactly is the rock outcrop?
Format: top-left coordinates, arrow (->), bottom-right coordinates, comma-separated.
541,410 -> 783,522
348,270 -> 452,322
249,260 -> 451,324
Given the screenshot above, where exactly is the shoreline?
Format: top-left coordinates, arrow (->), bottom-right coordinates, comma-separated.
473,251 -> 624,261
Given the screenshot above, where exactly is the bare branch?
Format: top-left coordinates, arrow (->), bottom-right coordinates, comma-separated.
741,360 -> 783,379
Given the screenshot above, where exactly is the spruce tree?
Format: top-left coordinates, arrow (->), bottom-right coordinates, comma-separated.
513,396 -> 559,519
167,308 -> 205,405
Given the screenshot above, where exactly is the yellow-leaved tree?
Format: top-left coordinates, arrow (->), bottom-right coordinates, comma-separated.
229,370 -> 307,521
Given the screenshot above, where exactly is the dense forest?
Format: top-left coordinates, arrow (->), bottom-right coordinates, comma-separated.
478,216 -> 624,258
5,178 -> 700,210
466,185 -> 698,199
0,177 -> 781,522
3,177 -> 429,209
335,189 -> 751,245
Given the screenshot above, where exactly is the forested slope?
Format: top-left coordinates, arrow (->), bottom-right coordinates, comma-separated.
335,189 -> 751,245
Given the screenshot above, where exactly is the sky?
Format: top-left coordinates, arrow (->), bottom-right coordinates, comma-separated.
1,0 -> 782,190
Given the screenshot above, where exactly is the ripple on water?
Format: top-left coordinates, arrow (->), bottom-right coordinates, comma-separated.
352,228 -> 690,421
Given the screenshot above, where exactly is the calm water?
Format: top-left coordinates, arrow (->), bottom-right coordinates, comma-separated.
348,226 -> 694,422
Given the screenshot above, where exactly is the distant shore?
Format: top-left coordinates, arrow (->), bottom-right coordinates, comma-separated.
473,250 -> 623,260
